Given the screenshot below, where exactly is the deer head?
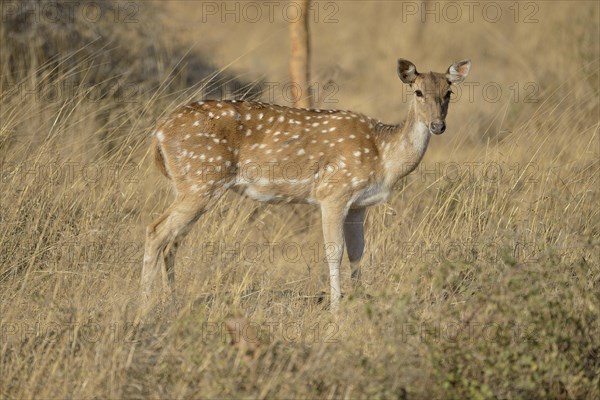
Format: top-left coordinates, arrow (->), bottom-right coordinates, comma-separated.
398,58 -> 471,135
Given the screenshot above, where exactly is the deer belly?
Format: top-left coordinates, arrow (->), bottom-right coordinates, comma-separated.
235,179 -> 316,205
353,183 -> 390,207
243,185 -> 281,203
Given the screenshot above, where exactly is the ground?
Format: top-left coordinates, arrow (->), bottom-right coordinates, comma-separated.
0,1 -> 598,398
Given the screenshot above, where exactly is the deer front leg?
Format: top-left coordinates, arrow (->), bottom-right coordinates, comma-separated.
344,207 -> 366,284
320,202 -> 348,312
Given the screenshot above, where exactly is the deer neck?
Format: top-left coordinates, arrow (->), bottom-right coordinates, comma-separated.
376,103 -> 431,188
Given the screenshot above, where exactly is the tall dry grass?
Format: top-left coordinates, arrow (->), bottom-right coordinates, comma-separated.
1,1 -> 598,398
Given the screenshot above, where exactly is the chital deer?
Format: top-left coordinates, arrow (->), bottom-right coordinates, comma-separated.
142,58 -> 471,312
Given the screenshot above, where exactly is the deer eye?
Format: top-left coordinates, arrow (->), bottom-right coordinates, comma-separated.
415,90 -> 423,97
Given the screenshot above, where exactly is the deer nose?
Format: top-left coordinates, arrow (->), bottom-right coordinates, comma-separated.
430,121 -> 446,134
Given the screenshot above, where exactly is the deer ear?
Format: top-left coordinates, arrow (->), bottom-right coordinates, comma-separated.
446,59 -> 471,84
398,59 -> 419,84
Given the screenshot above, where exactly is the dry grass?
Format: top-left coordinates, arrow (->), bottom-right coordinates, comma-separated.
1,1 -> 599,398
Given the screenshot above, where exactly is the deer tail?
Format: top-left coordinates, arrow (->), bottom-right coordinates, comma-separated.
152,133 -> 171,180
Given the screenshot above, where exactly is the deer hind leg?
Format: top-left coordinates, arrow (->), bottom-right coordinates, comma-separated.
320,202 -> 349,312
344,207 -> 366,284
162,240 -> 178,296
161,231 -> 183,302
141,195 -> 214,309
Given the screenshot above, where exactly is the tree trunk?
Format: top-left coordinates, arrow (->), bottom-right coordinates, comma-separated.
289,0 -> 311,108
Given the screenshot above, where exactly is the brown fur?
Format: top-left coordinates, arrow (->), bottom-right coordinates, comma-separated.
142,59 -> 471,312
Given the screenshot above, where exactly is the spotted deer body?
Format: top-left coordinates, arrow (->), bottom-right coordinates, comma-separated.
142,58 -> 471,312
